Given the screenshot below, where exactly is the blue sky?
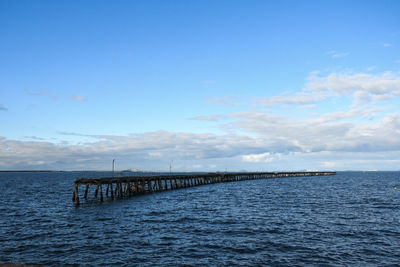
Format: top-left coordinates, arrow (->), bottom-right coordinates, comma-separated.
1,0 -> 400,171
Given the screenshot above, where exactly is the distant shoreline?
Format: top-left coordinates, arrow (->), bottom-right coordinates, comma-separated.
0,170 -> 64,172
0,170 -> 205,173
0,170 -> 114,173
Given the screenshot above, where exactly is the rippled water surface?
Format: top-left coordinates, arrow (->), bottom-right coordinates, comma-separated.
1,171 -> 399,266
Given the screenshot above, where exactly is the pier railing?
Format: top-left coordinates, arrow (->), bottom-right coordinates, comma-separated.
73,171 -> 336,205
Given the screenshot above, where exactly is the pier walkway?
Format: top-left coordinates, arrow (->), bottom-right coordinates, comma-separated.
73,171 -> 336,205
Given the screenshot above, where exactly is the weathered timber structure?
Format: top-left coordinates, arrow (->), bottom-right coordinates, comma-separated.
73,171 -> 336,205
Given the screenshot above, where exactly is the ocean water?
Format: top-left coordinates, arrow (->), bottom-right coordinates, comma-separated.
0,171 -> 399,266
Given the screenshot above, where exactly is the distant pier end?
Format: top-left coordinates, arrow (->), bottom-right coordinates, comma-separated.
72,171 -> 336,205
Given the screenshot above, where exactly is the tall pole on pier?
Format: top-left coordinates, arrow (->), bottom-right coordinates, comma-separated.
170,160 -> 173,175
112,159 -> 115,177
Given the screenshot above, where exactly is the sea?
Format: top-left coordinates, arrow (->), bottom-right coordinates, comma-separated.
0,171 -> 399,266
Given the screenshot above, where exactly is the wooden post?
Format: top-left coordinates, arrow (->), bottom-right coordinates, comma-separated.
73,183 -> 80,206
110,183 -> 114,199
135,180 -> 139,193
141,179 -> 145,193
106,184 -> 109,197
84,184 -> 89,199
124,182 -> 129,196
135,181 -> 140,193
95,184 -> 99,198
127,182 -> 131,196
99,184 -> 104,202
115,182 -> 119,197
158,179 -> 162,191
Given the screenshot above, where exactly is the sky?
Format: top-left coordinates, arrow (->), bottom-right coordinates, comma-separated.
1,0 -> 400,171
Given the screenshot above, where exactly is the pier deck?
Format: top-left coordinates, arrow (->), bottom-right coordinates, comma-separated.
73,171 -> 336,205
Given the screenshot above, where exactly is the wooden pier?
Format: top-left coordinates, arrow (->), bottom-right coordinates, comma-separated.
73,171 -> 335,205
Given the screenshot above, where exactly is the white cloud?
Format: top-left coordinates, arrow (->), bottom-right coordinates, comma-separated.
382,43 -> 392,47
2,109 -> 400,170
24,89 -> 87,102
327,50 -> 349,58
226,108 -> 400,154
23,136 -> 45,141
322,161 -> 336,168
312,107 -> 385,123
189,115 -> 221,121
4,71 -> 400,171
72,95 -> 87,102
242,152 -> 274,163
299,104 -> 316,109
25,89 -> 56,99
306,72 -> 400,105
0,132 -> 242,170
256,91 -> 328,106
2,112 -> 400,170
255,71 -> 400,108
207,95 -> 241,106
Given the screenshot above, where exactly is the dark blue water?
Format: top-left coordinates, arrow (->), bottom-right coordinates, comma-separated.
1,171 -> 399,266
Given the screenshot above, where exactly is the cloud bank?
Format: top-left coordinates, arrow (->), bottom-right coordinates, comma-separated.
257,72 -> 400,107
2,71 -> 400,171
2,110 -> 400,170
307,72 -> 400,105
